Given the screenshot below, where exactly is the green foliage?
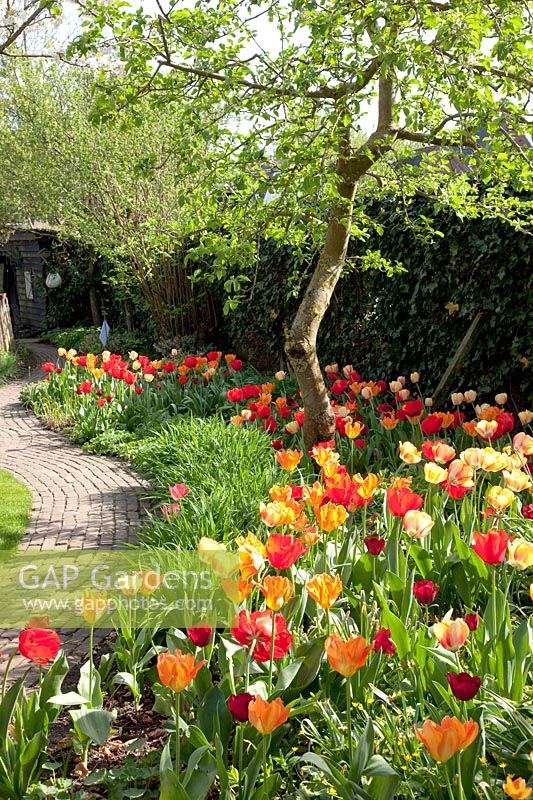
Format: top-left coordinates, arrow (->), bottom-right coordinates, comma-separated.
0,351 -> 19,384
120,416 -> 279,547
220,198 -> 532,403
0,468 -> 32,548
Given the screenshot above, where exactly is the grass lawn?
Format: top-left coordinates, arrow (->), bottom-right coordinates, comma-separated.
0,468 -> 32,547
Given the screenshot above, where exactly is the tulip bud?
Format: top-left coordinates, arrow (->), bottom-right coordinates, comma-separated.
171,348 -> 178,356
361,386 -> 373,400
398,389 -> 411,401
495,392 -> 508,405
241,409 -> 253,421
410,372 -> 420,383
336,406 -> 349,418
397,376 -> 406,386
463,390 -> 477,403
285,420 -> 300,434
275,370 -> 286,381
450,392 -> 464,406
425,397 -> 433,407
389,380 -> 402,393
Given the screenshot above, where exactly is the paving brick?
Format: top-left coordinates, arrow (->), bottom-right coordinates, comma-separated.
0,341 -> 149,682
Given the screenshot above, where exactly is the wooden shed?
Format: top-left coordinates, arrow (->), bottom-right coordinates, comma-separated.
0,225 -> 56,334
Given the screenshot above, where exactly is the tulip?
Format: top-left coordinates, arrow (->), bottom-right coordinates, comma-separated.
414,716 -> 478,762
157,649 -> 206,692
472,529 -> 509,564
495,393 -> 508,405
503,776 -> 532,799
403,510 -> 434,539
507,539 -> 533,571
266,533 -> 307,569
464,390 -> 477,403
464,613 -> 479,631
413,580 -> 439,605
187,627 -> 213,647
373,628 -> 396,655
422,440 -> 456,464
80,592 -> 109,625
231,609 -> 292,662
518,410 -> 533,426
227,692 -> 255,723
399,441 -> 422,464
386,487 -> 424,516
503,469 -> 532,492
248,696 -> 290,734
315,501 -> 348,532
478,448 -> 509,472
324,633 -> 372,677
169,483 -> 190,501
18,628 -> 61,666
345,419 -> 364,439
475,419 -> 499,440
523,505 -> 533,520
486,485 -> 515,512
258,575 -> 294,610
275,449 -> 304,472
364,536 -> 386,555
237,532 -> 266,580
410,372 -> 420,383
432,618 -> 469,651
447,672 -> 481,701
305,573 -> 343,608
424,462 -> 448,484
451,392 -> 464,406
275,370 -> 286,381
424,397 -> 433,407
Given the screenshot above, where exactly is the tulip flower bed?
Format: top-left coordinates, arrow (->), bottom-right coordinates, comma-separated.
10,346 -> 533,799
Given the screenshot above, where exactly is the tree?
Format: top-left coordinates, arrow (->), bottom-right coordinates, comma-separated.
0,0 -> 62,56
0,59 -> 226,336
70,0 -> 533,446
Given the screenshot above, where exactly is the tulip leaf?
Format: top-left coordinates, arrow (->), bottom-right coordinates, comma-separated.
69,708 -> 113,745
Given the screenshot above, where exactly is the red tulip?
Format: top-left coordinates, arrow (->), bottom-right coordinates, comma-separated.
522,504 -> 533,520
386,487 -> 424,517
19,628 -> 61,666
373,628 -> 396,655
413,580 -> 440,606
364,536 -> 386,556
227,387 -> 244,403
447,672 -> 481,701
231,610 -> 292,662
464,613 -> 479,631
187,627 -> 213,647
421,413 -> 444,435
229,359 -> 243,371
228,692 -> 255,722
472,529 -> 509,564
169,483 -> 190,501
266,533 -> 307,570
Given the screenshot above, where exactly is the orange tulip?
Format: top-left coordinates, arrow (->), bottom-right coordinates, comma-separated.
462,420 -> 478,437
345,419 -> 364,439
507,539 -> 533,571
237,532 -> 266,581
300,526 -> 320,546
503,775 -> 532,799
403,510 -> 434,539
315,501 -> 347,532
309,443 -> 337,467
157,649 -> 206,692
432,618 -> 469,651
248,696 -> 290,734
275,449 -> 304,472
300,481 -> 323,508
306,573 -> 343,608
380,415 -> 399,430
399,441 -> 422,464
390,475 -> 413,489
353,473 -> 381,501
486,485 -> 515,512
460,447 -> 485,469
260,500 -> 300,528
258,575 -> 294,610
414,716 -> 479,763
269,484 -> 292,502
324,633 -> 372,677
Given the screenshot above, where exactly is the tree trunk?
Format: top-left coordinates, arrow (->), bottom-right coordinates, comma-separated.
124,297 -> 134,332
86,248 -> 101,327
285,132 -> 357,451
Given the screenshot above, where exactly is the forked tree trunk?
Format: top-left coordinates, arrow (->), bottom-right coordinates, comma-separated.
285,134 -> 357,451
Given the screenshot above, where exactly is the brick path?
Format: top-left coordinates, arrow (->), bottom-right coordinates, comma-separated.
0,341 -> 148,680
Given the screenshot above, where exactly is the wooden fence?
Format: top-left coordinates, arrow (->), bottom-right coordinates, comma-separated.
0,293 -> 14,351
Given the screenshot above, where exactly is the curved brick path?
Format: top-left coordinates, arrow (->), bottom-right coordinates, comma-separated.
0,340 -> 148,678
